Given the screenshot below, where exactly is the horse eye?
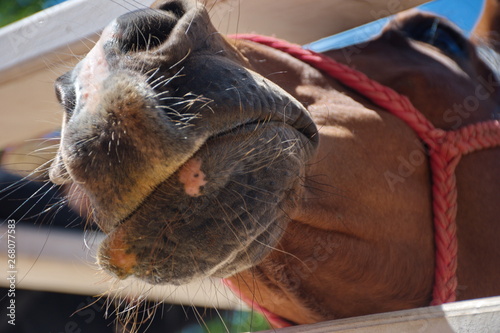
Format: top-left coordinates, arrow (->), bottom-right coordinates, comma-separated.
410,19 -> 468,58
422,21 -> 467,57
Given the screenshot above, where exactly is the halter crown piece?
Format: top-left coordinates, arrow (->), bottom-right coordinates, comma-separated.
225,34 -> 500,328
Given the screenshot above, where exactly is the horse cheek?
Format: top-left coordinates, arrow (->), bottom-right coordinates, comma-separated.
443,108 -> 462,128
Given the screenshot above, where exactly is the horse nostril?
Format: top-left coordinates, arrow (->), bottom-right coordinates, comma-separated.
55,71 -> 76,117
156,1 -> 185,18
115,9 -> 181,53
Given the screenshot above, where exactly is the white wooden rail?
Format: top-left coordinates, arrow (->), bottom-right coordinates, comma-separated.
261,296 -> 500,332
0,0 -> 156,83
0,224 -> 244,310
3,225 -> 499,332
0,0 -> 428,147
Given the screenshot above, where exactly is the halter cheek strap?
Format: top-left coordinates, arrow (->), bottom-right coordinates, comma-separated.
224,34 -> 500,327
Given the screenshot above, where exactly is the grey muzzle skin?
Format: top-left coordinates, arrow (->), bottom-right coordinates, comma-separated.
49,0 -> 318,285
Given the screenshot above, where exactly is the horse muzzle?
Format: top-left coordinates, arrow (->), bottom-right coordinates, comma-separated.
48,0 -> 319,285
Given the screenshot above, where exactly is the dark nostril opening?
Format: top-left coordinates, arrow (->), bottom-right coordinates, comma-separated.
115,9 -> 181,53
157,2 -> 185,18
55,72 -> 76,117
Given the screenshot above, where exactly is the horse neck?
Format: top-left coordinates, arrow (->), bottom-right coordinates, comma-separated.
229,39 -> 436,320
231,38 -> 342,104
324,40 -> 500,130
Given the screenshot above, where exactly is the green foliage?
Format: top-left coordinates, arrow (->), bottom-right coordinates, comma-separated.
226,310 -> 270,332
0,0 -> 69,27
179,311 -> 271,333
0,0 -> 45,27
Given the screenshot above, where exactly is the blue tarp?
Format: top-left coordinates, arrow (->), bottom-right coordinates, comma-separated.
305,0 -> 486,52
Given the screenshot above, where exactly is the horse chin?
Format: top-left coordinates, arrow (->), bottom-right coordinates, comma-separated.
94,121 -> 306,285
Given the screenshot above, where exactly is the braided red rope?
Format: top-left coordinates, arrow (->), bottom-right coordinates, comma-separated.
230,34 -> 500,310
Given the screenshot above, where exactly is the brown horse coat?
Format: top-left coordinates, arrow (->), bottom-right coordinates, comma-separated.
228,11 -> 500,324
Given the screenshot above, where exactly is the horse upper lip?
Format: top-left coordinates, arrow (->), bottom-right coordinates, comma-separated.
101,115 -> 308,234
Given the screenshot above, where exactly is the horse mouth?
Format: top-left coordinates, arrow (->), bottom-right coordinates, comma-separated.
103,118 -> 282,230
95,118 -> 309,284
50,0 -> 319,285
53,55 -> 318,284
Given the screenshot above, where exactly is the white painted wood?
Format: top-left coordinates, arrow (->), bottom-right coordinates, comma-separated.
2,224 -> 499,329
0,0 -> 155,79
209,0 -> 429,45
258,296 -> 500,332
0,0 -> 429,147
0,0 -> 429,82
0,224 -> 245,310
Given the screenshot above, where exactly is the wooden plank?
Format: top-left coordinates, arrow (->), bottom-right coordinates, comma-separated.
0,0 -> 431,83
0,0 -> 430,148
259,296 -> 500,332
0,224 -> 244,310
0,0 -> 156,83
209,0 -> 430,45
2,222 -> 499,329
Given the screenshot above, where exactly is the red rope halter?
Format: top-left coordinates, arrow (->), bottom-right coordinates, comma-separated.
229,34 -> 500,315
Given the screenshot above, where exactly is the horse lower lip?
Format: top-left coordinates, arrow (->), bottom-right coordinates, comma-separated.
90,123 -> 244,233
96,120 -> 301,232
98,227 -> 137,280
209,120 -> 265,140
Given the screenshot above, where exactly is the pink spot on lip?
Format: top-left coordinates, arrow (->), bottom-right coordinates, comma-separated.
178,157 -> 208,197
106,228 -> 136,279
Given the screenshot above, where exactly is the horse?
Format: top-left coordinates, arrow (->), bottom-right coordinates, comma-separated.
44,0 -> 500,328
